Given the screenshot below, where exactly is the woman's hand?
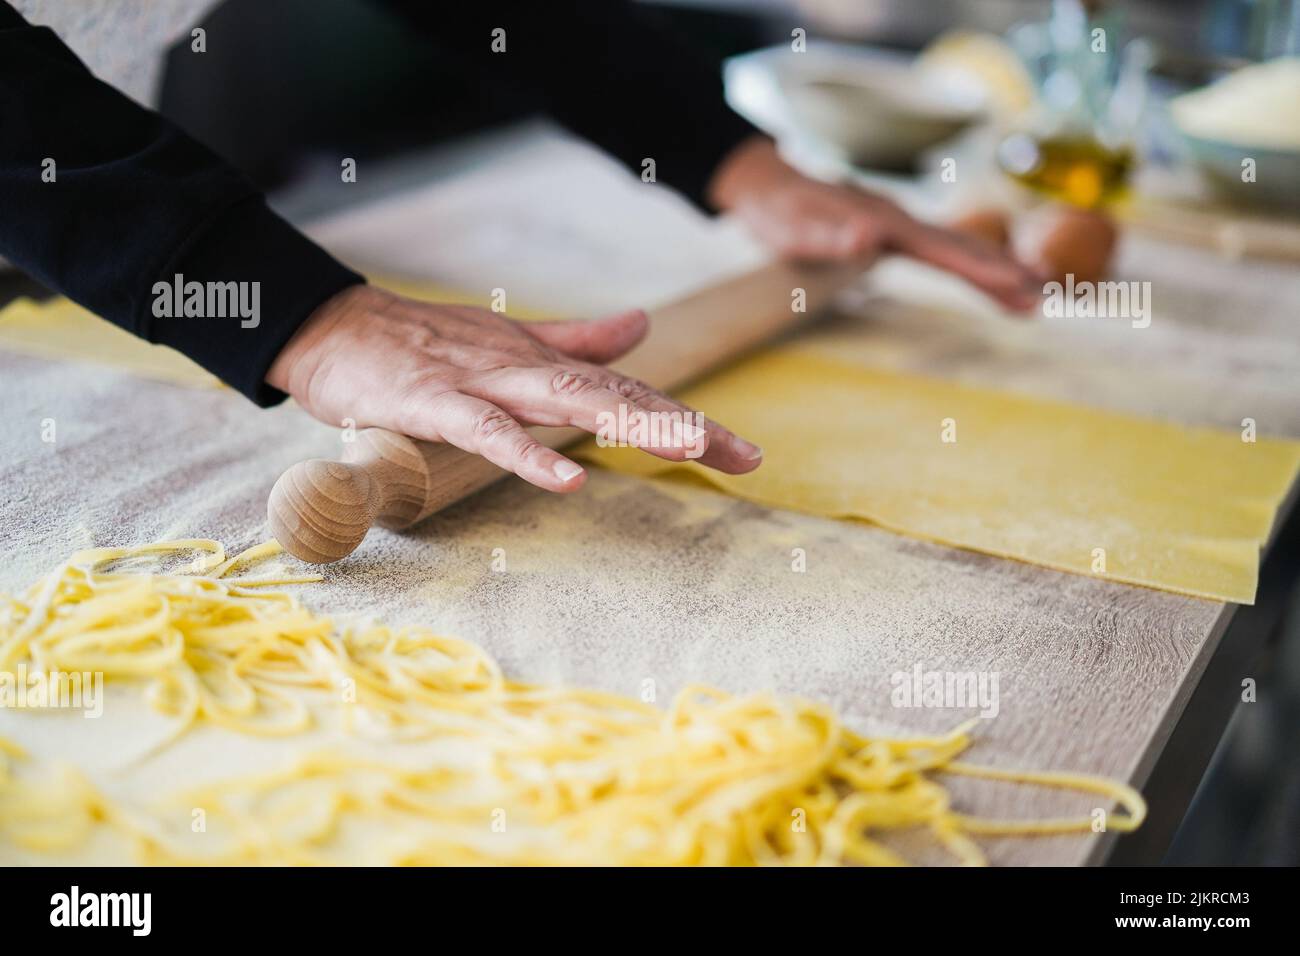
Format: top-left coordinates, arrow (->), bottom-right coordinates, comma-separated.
266,285 -> 763,492
708,136 -> 1042,311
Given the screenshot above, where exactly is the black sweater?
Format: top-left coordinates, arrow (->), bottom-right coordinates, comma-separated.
0,1 -> 753,405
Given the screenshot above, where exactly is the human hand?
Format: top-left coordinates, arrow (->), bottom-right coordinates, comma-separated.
708,136 -> 1042,311
266,285 -> 764,493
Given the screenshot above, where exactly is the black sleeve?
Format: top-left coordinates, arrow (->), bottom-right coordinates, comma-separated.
376,0 -> 759,211
0,2 -> 364,406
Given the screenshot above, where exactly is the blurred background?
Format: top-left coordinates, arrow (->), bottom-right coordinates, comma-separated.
159,0 -> 1300,215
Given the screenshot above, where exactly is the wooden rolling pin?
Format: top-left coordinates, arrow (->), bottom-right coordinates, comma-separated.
268,260 -> 862,562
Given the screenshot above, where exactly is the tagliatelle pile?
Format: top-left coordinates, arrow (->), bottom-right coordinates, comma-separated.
0,540 -> 1145,865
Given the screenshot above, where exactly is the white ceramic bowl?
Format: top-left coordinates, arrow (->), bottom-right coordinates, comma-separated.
727,45 -> 987,171
1169,58 -> 1300,212
1176,132 -> 1300,212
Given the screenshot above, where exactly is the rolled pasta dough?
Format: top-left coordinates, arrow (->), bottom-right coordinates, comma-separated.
580,350 -> 1300,604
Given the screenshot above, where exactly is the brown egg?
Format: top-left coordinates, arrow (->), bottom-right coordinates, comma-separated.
1021,206 -> 1118,286
949,208 -> 1012,250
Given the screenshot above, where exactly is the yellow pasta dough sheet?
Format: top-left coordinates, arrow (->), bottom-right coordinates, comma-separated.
0,275 -> 541,389
580,350 -> 1300,604
0,295 -> 221,388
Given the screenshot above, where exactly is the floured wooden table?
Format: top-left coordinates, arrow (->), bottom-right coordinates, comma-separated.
3,129 -> 1298,865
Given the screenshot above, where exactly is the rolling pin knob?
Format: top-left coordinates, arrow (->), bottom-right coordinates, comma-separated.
267,458 -> 379,563
268,427 -> 439,563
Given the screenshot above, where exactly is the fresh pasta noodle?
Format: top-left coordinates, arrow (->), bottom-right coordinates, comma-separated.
0,540 -> 1145,865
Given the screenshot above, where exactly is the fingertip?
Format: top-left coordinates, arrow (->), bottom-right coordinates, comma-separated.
592,308 -> 650,361
694,433 -> 763,474
528,309 -> 649,363
1009,277 -> 1044,313
615,307 -> 650,326
707,454 -> 764,475
523,452 -> 589,493
551,457 -> 586,488
601,307 -> 648,332
996,291 -> 1039,316
727,454 -> 764,475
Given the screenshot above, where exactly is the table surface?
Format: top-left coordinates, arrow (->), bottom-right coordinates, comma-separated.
3,126 -> 1299,866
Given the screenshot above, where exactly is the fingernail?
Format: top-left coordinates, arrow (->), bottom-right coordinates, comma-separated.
553,460 -> 584,482
730,437 -> 763,461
